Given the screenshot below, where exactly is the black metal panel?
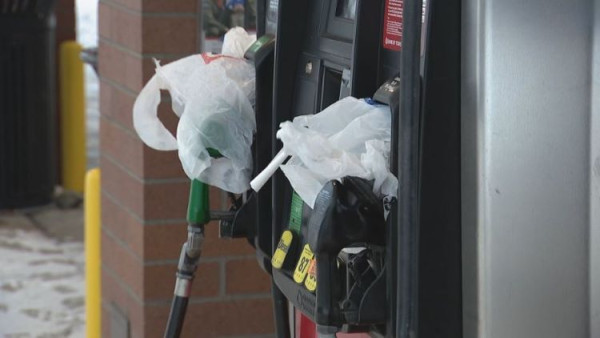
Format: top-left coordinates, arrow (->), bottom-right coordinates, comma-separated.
350,0 -> 384,99
271,0 -> 312,254
418,0 -> 462,336
0,2 -> 57,208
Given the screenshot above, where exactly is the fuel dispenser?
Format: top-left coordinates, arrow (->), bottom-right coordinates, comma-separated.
253,0 -> 461,336
264,1 -> 398,336
265,1 -> 404,336
162,0 -> 461,337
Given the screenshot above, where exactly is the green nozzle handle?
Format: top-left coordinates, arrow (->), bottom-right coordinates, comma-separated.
206,147 -> 222,158
186,148 -> 223,224
187,179 -> 210,224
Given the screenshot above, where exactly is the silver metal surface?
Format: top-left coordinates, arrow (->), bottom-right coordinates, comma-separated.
462,0 -> 596,336
590,3 -> 600,336
174,278 -> 191,297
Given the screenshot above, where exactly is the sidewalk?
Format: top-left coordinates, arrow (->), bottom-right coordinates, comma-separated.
0,1 -> 98,337
0,207 -> 85,338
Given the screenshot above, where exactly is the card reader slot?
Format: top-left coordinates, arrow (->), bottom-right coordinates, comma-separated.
320,68 -> 343,110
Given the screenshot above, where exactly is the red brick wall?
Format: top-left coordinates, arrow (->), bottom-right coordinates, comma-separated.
55,0 -> 76,183
55,0 -> 75,44
98,1 -> 275,337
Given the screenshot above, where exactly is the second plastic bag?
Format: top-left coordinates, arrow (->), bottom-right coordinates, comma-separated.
252,97 -> 398,208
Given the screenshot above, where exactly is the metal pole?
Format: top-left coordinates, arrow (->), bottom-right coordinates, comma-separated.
85,168 -> 102,338
59,41 -> 86,193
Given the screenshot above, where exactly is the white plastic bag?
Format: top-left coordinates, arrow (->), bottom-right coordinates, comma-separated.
251,97 -> 398,208
221,27 -> 256,57
132,29 -> 256,193
175,56 -> 256,193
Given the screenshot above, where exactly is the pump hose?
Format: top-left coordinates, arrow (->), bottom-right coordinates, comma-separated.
165,296 -> 189,338
163,180 -> 210,338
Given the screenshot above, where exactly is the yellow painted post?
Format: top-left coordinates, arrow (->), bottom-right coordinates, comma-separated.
60,41 -> 86,193
85,168 -> 101,338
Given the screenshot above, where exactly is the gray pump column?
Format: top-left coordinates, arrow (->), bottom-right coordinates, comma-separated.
462,0 -> 599,336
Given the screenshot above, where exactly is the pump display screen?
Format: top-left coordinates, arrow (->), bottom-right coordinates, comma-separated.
335,0 -> 356,20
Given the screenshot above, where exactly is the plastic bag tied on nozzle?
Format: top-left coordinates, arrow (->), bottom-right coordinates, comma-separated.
132,28 -> 256,194
251,97 -> 398,208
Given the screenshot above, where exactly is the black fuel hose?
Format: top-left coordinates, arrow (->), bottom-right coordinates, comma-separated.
164,296 -> 189,338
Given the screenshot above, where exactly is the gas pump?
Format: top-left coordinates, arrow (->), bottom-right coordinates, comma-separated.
250,0 -> 461,337
162,0 -> 462,337
264,1 -> 401,335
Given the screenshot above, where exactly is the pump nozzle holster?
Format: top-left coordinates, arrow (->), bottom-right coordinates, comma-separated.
307,177 -> 386,331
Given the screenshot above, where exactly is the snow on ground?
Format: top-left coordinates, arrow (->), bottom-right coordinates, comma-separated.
0,228 -> 85,337
76,0 -> 97,47
0,3 -> 99,337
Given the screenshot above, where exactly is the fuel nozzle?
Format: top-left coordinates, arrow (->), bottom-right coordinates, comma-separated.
307,177 -> 386,335
164,179 -> 210,338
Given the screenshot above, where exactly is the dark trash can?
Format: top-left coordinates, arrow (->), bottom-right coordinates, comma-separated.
0,1 -> 57,209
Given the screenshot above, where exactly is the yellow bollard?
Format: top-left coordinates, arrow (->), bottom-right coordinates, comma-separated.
85,168 -> 101,338
60,41 -> 86,193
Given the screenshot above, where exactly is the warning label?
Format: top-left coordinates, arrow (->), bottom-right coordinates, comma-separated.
383,0 -> 403,51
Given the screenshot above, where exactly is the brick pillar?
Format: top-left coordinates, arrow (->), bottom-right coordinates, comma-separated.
54,0 -> 76,183
55,0 -> 75,44
98,1 -> 275,337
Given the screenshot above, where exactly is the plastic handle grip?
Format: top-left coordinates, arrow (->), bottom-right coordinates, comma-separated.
187,179 -> 210,224
250,149 -> 289,192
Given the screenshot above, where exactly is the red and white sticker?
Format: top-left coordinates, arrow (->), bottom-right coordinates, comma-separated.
200,53 -> 236,64
383,0 -> 403,51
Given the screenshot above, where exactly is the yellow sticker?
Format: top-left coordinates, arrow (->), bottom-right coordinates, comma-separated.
272,230 -> 294,269
293,244 -> 314,284
304,258 -> 317,292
